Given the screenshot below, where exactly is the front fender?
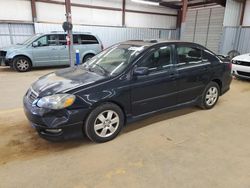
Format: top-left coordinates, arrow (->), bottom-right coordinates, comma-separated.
6,50 -> 32,61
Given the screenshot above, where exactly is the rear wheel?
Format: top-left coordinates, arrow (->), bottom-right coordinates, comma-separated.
82,54 -> 94,63
200,82 -> 220,109
13,56 -> 32,72
84,103 -> 124,143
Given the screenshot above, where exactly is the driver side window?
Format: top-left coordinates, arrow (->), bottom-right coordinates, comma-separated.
139,46 -> 172,72
35,35 -> 57,47
36,35 -> 48,47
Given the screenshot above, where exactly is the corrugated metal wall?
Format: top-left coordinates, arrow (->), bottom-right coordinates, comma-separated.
0,23 -> 34,48
183,7 -> 225,53
223,0 -> 243,26
0,23 -> 179,48
35,23 -> 179,48
220,27 -> 250,55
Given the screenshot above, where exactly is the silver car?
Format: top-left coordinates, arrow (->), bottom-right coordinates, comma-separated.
0,32 -> 103,72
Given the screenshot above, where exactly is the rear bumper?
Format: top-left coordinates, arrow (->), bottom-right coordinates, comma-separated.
23,95 -> 89,141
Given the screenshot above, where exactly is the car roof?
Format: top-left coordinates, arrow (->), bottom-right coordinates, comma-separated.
41,31 -> 95,35
120,39 -> 201,47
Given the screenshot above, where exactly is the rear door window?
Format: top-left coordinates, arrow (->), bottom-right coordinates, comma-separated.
73,35 -> 79,45
79,35 -> 99,44
176,46 -> 203,68
202,49 -> 220,63
48,34 -> 57,46
58,34 -> 67,45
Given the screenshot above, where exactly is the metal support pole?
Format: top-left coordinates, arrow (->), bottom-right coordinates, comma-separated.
65,0 -> 74,67
180,0 -> 188,40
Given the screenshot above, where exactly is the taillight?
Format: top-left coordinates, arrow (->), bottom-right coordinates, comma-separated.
228,62 -> 232,70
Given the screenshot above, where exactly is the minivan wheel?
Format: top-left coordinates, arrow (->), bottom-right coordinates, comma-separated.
82,54 -> 94,63
200,82 -> 220,109
13,56 -> 32,72
84,103 -> 124,143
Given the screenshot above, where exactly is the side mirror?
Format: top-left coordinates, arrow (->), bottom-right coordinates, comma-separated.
133,67 -> 149,76
32,41 -> 39,47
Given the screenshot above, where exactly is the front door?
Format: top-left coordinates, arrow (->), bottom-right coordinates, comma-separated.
31,34 -> 59,66
130,45 -> 178,116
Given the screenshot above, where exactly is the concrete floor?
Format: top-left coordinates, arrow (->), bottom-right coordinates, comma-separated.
0,67 -> 250,188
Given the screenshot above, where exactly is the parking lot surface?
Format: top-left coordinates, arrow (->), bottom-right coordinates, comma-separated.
0,67 -> 250,188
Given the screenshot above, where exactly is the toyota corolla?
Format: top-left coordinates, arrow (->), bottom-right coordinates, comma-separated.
23,40 -> 232,143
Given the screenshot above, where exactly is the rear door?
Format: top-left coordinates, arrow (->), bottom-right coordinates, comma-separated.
57,34 -> 69,65
130,45 -> 178,116
174,44 -> 212,104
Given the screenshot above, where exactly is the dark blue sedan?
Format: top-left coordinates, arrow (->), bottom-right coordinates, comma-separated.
23,40 -> 232,142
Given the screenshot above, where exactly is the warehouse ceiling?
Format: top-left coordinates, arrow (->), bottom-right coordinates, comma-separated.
138,0 -> 227,9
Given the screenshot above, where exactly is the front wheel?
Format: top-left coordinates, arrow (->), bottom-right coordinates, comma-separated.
84,103 -> 124,143
13,56 -> 32,72
200,82 -> 220,109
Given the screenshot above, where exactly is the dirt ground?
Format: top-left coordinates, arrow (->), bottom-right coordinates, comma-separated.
0,67 -> 250,188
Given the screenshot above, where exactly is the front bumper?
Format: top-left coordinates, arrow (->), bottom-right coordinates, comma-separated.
23,95 -> 89,141
0,57 -> 12,66
232,64 -> 250,79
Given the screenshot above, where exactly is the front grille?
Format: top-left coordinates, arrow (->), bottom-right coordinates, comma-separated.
235,61 -> 250,67
237,71 -> 250,77
27,88 -> 38,104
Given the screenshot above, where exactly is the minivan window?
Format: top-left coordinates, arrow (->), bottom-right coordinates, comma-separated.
35,35 -> 57,47
83,44 -> 146,76
177,46 -> 202,68
58,34 -> 67,45
139,46 -> 172,72
80,34 -> 99,44
36,35 -> 48,46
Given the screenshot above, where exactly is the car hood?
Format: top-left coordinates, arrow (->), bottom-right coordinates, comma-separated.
0,44 -> 26,51
232,53 -> 250,62
31,67 -> 105,97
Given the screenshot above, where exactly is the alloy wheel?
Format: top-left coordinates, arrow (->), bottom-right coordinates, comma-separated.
205,86 -> 218,106
94,110 -> 120,138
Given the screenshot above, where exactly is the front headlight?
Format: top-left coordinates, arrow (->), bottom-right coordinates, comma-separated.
36,94 -> 76,110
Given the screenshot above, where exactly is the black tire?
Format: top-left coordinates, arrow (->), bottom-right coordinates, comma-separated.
84,103 -> 124,143
200,82 -> 220,109
13,56 -> 32,72
82,54 -> 94,63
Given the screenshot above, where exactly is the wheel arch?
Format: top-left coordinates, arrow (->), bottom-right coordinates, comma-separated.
89,100 -> 127,124
13,55 -> 33,66
82,53 -> 96,63
211,79 -> 222,94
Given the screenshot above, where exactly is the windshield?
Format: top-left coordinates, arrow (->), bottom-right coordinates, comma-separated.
82,44 -> 146,76
18,34 -> 42,45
